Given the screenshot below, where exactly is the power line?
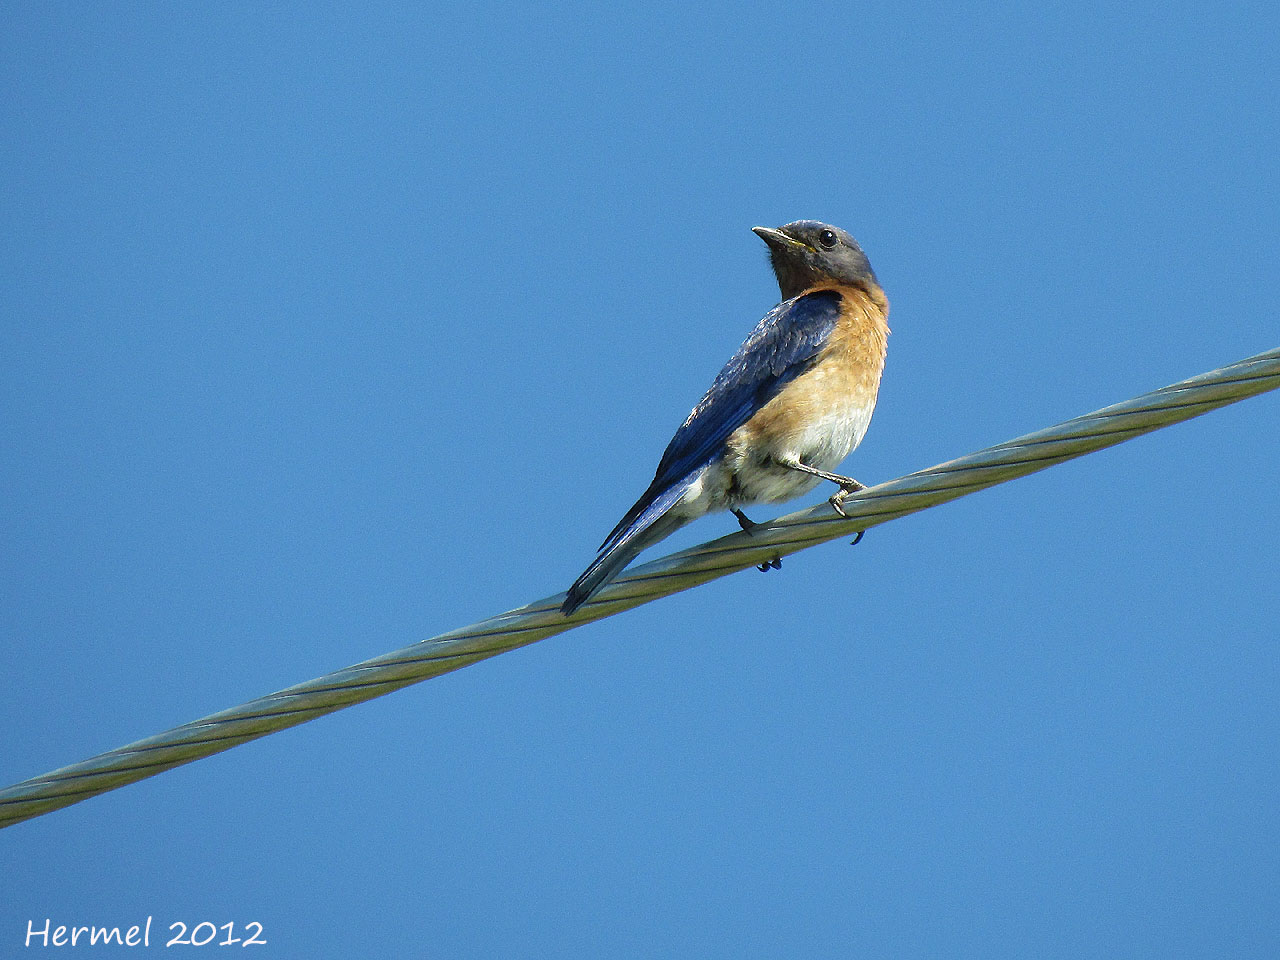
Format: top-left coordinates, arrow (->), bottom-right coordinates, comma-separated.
2,346 -> 1277,829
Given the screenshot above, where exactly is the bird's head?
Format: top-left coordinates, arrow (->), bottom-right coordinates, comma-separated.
752,220 -> 881,302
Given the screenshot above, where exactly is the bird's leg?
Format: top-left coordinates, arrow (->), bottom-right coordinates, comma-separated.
775,456 -> 866,517
732,508 -> 782,571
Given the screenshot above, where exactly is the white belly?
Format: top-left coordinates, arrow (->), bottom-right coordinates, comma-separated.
668,393 -> 877,523
731,397 -> 876,504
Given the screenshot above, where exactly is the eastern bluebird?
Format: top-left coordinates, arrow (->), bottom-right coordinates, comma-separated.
561,220 -> 890,615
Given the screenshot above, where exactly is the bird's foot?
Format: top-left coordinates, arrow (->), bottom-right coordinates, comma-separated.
828,478 -> 866,518
735,509 -> 780,570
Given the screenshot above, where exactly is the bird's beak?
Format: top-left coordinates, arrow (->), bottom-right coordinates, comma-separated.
752,226 -> 809,252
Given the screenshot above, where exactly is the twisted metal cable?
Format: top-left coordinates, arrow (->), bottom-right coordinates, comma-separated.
3,347 -> 1277,829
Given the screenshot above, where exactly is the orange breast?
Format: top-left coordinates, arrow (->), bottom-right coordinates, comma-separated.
733,284 -> 889,452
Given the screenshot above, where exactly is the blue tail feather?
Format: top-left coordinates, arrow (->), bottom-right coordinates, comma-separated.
560,479 -> 693,615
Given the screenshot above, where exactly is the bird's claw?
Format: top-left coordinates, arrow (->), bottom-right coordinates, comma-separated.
828,478 -> 866,519
829,481 -> 867,545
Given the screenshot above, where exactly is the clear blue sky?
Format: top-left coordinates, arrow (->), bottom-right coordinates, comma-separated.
3,2 -> 1278,956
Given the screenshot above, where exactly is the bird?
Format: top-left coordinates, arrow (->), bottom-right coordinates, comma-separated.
560,219 -> 889,616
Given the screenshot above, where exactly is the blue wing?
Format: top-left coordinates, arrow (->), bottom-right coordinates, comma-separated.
562,289 -> 844,615
601,289 -> 843,551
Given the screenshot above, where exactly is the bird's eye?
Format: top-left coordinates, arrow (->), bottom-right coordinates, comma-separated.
818,229 -> 837,249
